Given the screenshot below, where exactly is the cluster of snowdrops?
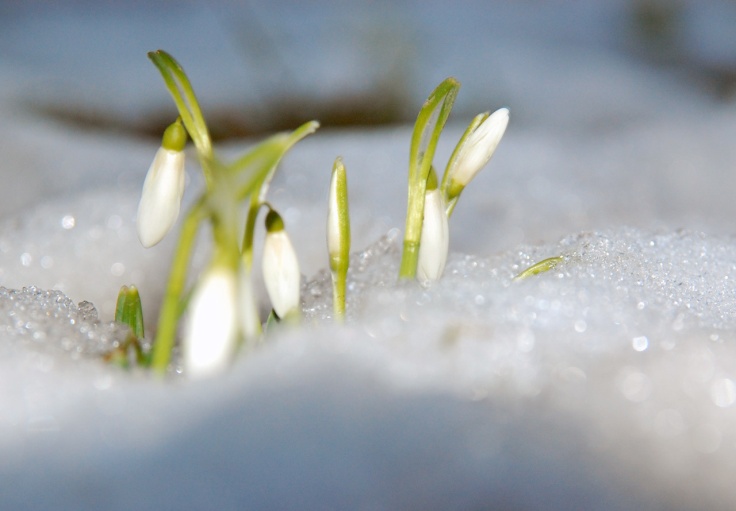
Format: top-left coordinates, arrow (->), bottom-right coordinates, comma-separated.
115,50 -> 510,378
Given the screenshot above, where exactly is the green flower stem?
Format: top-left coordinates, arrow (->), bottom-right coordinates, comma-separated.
208,161 -> 243,255
240,192 -> 261,271
399,78 -> 460,280
150,198 -> 206,375
144,51 -> 321,375
329,157 -> 350,320
257,121 -> 320,205
232,121 -> 319,199
398,238 -> 420,280
104,334 -> 145,368
238,121 -> 320,266
148,50 -> 214,183
332,268 -> 347,318
445,195 -> 460,218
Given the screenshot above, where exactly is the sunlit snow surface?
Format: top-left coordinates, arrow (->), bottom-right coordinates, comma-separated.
5,118 -> 736,511
4,123 -> 736,511
3,206 -> 736,509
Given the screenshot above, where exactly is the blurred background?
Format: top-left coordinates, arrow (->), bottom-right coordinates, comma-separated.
1,0 -> 736,231
1,0 -> 736,138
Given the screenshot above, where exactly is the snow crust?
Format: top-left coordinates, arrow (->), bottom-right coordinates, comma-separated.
3,218 -> 736,509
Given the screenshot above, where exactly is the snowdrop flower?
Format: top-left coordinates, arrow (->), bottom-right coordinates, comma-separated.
262,210 -> 301,319
136,120 -> 187,248
417,169 -> 449,283
443,108 -> 509,211
183,264 -> 239,378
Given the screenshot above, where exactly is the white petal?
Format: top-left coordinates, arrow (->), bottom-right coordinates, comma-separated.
262,230 -> 301,318
183,267 -> 239,378
452,108 -> 509,188
136,147 -> 186,248
417,189 -> 449,283
327,168 -> 341,258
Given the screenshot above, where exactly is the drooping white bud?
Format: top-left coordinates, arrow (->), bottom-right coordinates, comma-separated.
444,108 -> 509,203
137,120 -> 188,248
417,171 -> 449,283
183,265 -> 239,378
262,210 -> 301,319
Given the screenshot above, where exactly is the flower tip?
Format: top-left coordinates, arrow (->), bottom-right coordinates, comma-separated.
306,120 -> 320,132
136,223 -> 163,249
486,107 -> 510,133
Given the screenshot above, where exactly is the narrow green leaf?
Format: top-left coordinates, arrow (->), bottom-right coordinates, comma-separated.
114,285 -> 145,339
400,77 -> 461,280
148,50 -> 214,176
514,256 -> 565,281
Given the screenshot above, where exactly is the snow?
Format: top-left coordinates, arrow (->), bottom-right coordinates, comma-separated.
2,1 -> 736,510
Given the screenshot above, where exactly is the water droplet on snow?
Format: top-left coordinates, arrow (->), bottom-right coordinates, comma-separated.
617,367 -> 651,402
40,256 -> 54,269
710,378 -> 736,408
61,215 -> 76,229
632,336 -> 649,352
517,329 -> 535,353
110,262 -> 125,276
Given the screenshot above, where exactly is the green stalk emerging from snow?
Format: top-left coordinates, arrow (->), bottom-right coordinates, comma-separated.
133,50 -> 510,377
399,77 -> 460,280
138,50 -> 317,376
328,157 -> 350,319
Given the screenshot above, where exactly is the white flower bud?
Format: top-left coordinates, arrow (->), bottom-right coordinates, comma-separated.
136,146 -> 186,247
262,211 -> 301,319
183,266 -> 239,378
445,108 -> 509,200
327,157 -> 350,271
417,186 -> 449,283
